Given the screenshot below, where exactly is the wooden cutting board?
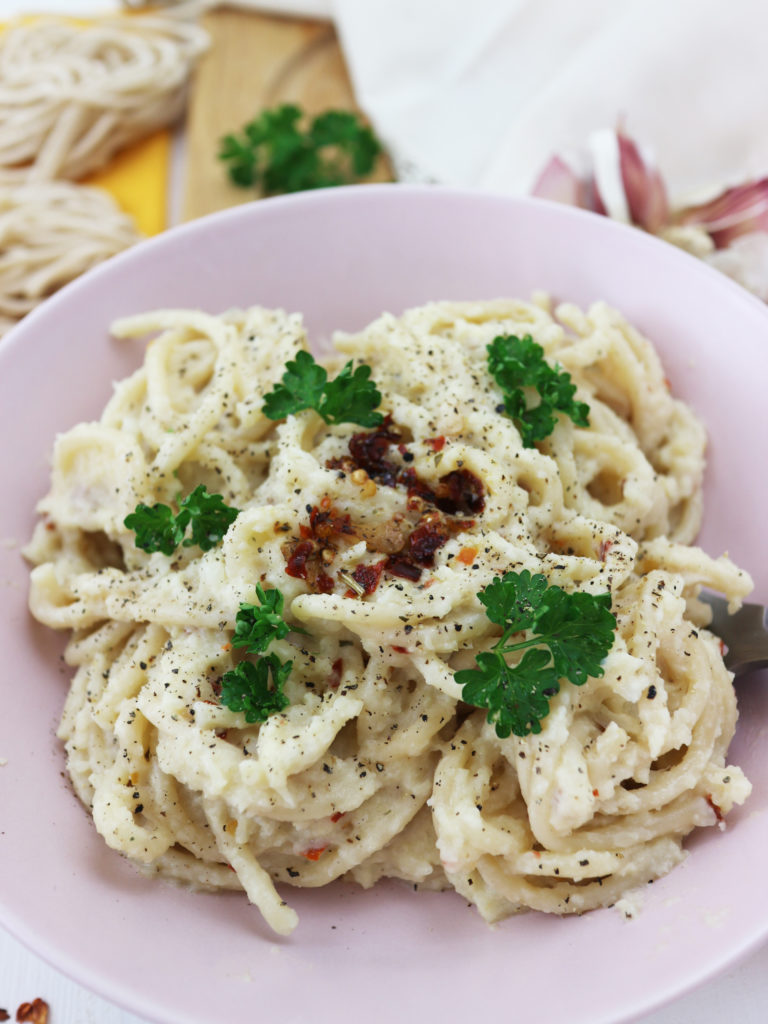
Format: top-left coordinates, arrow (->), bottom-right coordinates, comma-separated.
181,8 -> 388,222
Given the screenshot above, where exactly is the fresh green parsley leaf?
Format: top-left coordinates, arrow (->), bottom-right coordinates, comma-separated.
222,586 -> 307,722
476,569 -> 549,631
487,334 -> 590,446
263,350 -> 383,427
459,647 -> 561,740
123,502 -> 185,556
262,350 -> 326,419
178,485 -> 240,550
320,360 -> 383,426
454,570 -> 616,737
124,485 -> 239,555
219,654 -> 292,723
232,584 -> 309,654
218,103 -> 383,196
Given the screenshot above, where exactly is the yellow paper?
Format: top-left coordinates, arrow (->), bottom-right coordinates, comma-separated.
83,131 -> 171,237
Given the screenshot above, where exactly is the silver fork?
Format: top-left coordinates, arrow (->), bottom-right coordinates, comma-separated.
699,592 -> 768,676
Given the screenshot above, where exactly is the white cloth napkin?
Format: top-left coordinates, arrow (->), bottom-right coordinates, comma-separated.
334,0 -> 768,201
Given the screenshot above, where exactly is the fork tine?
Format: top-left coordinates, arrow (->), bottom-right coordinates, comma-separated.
699,592 -> 768,676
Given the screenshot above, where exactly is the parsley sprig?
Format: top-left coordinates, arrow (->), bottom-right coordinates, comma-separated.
124,485 -> 239,555
454,570 -> 616,737
220,655 -> 292,723
231,584 -> 309,653
487,334 -> 590,446
220,586 -> 307,723
263,350 -> 383,427
219,103 -> 383,195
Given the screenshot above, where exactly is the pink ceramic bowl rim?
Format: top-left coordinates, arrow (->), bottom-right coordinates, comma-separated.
0,184 -> 767,1024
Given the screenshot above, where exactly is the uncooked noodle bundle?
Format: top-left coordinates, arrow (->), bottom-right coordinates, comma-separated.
0,181 -> 141,337
26,297 -> 752,935
0,9 -> 208,183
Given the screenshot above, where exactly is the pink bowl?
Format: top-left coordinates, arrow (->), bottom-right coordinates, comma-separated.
1,185 -> 766,1024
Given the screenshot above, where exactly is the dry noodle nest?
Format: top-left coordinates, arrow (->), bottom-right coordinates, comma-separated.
0,181 -> 141,337
0,9 -> 208,183
0,8 -> 208,335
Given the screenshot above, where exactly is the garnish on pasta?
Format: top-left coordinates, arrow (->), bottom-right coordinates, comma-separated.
487,333 -> 590,445
219,587 -> 302,721
232,584 -> 309,653
124,485 -> 239,554
262,349 -> 383,426
220,655 -> 292,723
454,571 -> 616,737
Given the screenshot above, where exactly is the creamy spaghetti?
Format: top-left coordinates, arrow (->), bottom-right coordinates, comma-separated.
26,297 -> 752,935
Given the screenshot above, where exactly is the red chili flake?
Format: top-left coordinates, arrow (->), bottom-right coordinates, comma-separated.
44,522 -> 56,532
592,788 -> 599,797
287,543 -> 332,589
330,811 -> 345,823
317,572 -> 334,594
400,466 -> 435,505
431,468 -> 485,516
456,546 -> 478,565
321,421 -> 487,588
326,453 -> 357,476
309,503 -> 356,542
383,513 -> 450,580
384,555 -> 423,582
328,658 -> 343,689
408,518 -> 450,564
329,418 -> 485,517
402,466 -> 485,516
533,850 -> 541,859
302,845 -> 328,861
351,559 -> 386,595
598,539 -> 613,561
284,539 -> 314,581
392,645 -> 409,654
705,794 -> 724,823
15,1000 -> 49,1024
347,415 -> 402,484
283,507 -> 343,593
424,435 -> 446,452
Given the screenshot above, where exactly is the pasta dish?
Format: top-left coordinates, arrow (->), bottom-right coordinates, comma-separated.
25,297 -> 752,936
